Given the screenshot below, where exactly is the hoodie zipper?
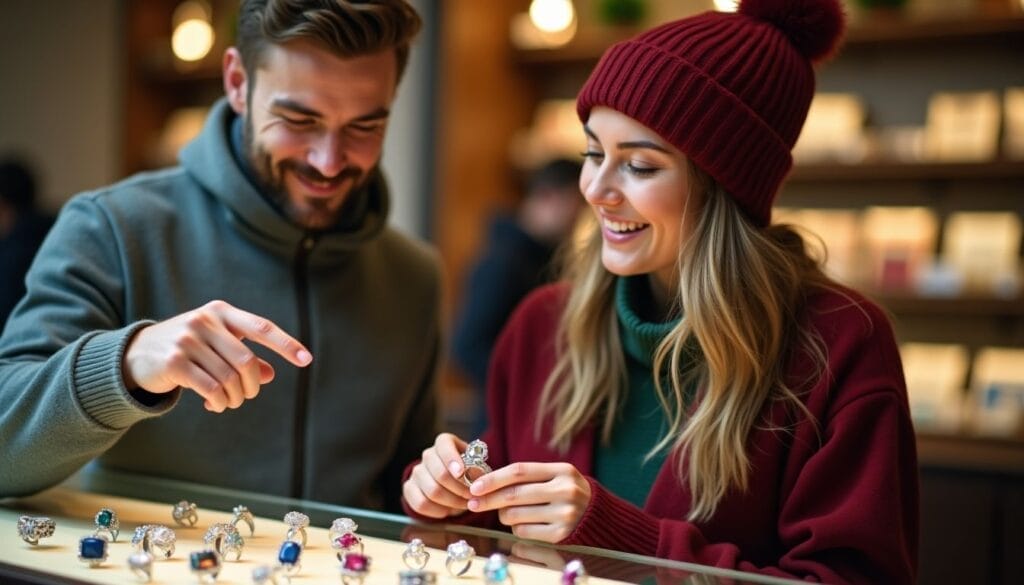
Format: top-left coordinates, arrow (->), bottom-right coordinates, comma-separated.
290,234 -> 315,498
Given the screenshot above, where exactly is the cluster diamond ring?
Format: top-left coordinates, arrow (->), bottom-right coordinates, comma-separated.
402,538 -> 430,570
172,500 -> 198,527
93,507 -> 120,542
283,511 -> 310,546
16,515 -> 55,545
131,524 -> 177,559
232,505 -> 255,536
252,564 -> 287,585
399,569 -> 438,584
127,551 -> 154,582
445,539 -> 475,577
460,439 -> 492,486
190,549 -> 222,583
203,523 -> 244,561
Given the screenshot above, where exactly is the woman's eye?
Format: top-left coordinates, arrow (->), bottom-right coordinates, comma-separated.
580,150 -> 604,161
627,162 -> 658,176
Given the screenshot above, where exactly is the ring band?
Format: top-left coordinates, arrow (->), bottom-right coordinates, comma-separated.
16,516 -> 55,545
93,507 -> 120,542
232,505 -> 255,536
172,500 -> 198,527
445,539 -> 475,577
401,538 -> 430,570
127,551 -> 154,582
203,523 -> 245,561
460,439 -> 492,486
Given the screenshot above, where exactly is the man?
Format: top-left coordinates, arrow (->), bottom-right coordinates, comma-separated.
0,0 -> 439,513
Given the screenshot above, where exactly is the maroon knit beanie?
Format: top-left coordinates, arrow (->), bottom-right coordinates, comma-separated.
576,0 -> 845,227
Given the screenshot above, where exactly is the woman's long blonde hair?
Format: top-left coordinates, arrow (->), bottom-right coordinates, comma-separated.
537,162 -> 834,522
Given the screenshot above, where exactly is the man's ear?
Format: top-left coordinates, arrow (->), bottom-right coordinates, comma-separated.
222,47 -> 248,115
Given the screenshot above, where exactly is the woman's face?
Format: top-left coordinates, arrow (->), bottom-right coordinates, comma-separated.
580,106 -> 702,293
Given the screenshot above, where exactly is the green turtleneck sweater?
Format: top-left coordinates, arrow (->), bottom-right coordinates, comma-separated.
593,275 -> 683,508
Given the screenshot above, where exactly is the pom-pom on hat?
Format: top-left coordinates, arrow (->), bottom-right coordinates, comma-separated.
576,0 -> 845,227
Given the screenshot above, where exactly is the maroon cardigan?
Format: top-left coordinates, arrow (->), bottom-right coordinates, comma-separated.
406,283 -> 918,584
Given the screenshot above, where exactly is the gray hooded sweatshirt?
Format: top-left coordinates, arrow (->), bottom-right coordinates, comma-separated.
0,99 -> 441,511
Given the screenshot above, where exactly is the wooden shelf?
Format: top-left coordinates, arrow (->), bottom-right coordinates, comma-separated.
872,293 -> 1024,317
788,160 -> 1024,183
917,431 -> 1024,475
512,12 -> 1024,67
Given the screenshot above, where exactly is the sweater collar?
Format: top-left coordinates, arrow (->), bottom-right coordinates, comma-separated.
179,98 -> 389,255
615,275 -> 680,367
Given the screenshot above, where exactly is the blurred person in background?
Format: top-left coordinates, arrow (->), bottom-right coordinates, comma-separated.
0,157 -> 54,327
451,158 -> 583,434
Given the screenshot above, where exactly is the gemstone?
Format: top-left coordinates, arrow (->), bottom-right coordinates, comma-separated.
97,509 -> 113,527
562,559 -> 586,584
278,541 -> 302,564
484,553 -> 510,581
466,440 -> 488,461
80,537 -> 107,559
342,552 -> 369,572
337,532 -> 360,549
191,550 -> 221,571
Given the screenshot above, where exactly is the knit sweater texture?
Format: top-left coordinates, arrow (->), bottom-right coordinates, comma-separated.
407,281 -> 918,584
0,99 -> 442,511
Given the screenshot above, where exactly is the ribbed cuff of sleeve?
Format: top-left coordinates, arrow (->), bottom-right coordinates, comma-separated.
74,322 -> 180,430
561,477 -> 661,555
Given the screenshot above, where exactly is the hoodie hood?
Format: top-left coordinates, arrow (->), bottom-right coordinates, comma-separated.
178,98 -> 390,257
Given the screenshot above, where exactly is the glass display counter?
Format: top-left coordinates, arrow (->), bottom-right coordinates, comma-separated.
0,467 -> 805,584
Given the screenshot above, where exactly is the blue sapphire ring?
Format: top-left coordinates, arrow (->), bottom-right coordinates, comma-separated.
232,505 -> 255,536
78,535 -> 109,567
277,540 -> 302,576
203,523 -> 244,561
445,540 -> 475,577
172,500 -> 198,527
402,538 -> 430,570
93,507 -> 120,542
17,515 -> 55,545
460,440 -> 492,486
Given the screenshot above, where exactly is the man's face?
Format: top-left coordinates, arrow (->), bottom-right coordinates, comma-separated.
232,40 -> 398,230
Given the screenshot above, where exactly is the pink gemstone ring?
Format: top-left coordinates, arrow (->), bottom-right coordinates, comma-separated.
339,552 -> 371,584
562,559 -> 587,584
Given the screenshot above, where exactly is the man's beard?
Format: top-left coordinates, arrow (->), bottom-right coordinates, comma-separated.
243,116 -> 366,230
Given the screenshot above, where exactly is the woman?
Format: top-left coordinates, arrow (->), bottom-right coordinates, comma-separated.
403,1 -> 917,582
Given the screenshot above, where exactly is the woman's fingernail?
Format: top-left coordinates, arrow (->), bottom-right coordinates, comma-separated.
467,499 -> 479,511
448,461 -> 462,477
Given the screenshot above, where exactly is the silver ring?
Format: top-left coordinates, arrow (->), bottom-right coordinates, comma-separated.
445,540 -> 475,577
78,535 -> 109,567
461,439 -> 492,486
131,524 -> 176,559
402,538 -> 430,570
172,500 -> 198,527
252,564 -> 289,584
277,540 -> 303,576
339,552 -> 370,584
562,559 -> 587,584
329,517 -> 358,544
232,505 -> 255,536
127,551 -> 154,582
483,552 -> 513,584
399,569 -> 438,584
16,515 -> 55,545
190,549 -> 222,583
93,507 -> 120,542
203,523 -> 244,561
283,511 -> 309,547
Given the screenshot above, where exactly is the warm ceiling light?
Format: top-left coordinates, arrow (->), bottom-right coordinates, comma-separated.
713,0 -> 738,12
171,1 -> 214,62
529,0 -> 575,34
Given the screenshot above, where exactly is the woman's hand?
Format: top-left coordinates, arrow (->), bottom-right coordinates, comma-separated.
402,433 -> 474,518
465,462 -> 592,542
